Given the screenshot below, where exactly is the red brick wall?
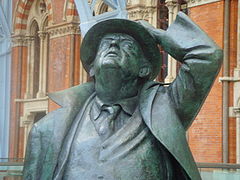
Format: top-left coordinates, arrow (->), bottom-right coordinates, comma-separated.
10,0 -> 81,157
9,47 -> 20,159
48,36 -> 71,111
188,0 -> 238,163
9,46 -> 27,158
188,1 -> 224,163
74,35 -> 81,86
228,0 -> 238,163
47,34 -> 81,111
51,0 -> 66,24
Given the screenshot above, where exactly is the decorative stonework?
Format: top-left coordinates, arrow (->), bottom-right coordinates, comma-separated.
128,6 -> 156,21
47,22 -> 80,39
234,107 -> 240,117
63,0 -> 80,22
187,0 -> 221,8
164,0 -> 179,83
11,35 -> 28,47
13,0 -> 53,33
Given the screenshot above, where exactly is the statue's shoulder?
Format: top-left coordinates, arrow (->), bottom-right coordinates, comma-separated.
140,81 -> 167,99
32,82 -> 95,134
31,108 -> 65,135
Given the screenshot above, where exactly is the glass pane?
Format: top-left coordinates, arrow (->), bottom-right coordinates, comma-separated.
198,163 -> 240,180
0,161 -> 23,180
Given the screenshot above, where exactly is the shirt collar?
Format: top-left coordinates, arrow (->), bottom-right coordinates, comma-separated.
91,95 -> 138,120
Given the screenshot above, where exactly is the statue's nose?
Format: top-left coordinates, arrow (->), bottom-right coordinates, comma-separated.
110,40 -> 119,48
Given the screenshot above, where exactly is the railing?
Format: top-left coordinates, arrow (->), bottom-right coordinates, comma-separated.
1,160 -> 240,180
197,163 -> 240,180
0,159 -> 23,180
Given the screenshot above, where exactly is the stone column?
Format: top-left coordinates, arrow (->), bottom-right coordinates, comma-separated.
37,31 -> 47,98
235,0 -> 240,163
165,0 -> 179,83
10,35 -> 28,158
234,107 -> 240,163
24,36 -> 34,99
20,113 -> 34,156
70,33 -> 75,86
42,32 -> 49,96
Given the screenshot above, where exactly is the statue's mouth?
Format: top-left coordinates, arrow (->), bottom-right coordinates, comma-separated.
107,52 -> 118,57
105,49 -> 120,57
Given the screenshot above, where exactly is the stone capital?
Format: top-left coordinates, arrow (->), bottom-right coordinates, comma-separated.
20,113 -> 35,127
25,35 -> 35,43
11,35 -> 28,47
234,107 -> 240,118
38,31 -> 47,40
128,6 -> 156,21
165,0 -> 178,8
47,22 -> 80,39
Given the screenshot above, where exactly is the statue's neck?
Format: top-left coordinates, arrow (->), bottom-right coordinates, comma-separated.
94,69 -> 141,104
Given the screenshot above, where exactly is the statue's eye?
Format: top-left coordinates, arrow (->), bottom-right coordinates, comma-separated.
122,41 -> 133,49
99,40 -> 110,49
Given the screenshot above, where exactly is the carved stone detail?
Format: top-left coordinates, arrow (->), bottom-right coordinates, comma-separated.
187,0 -> 221,8
47,23 -> 80,39
128,7 -> 156,21
12,35 -> 28,47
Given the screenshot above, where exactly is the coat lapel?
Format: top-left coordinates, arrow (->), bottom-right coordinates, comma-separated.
40,82 -> 95,179
40,107 -> 80,179
41,81 -> 201,179
140,81 -> 201,180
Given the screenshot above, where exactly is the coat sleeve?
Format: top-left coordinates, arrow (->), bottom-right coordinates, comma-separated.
23,124 -> 42,180
161,12 -> 223,129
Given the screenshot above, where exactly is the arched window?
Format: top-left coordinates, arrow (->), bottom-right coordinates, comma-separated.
19,0 -> 49,155
25,1 -> 49,99
98,2 -> 108,14
30,21 -> 40,98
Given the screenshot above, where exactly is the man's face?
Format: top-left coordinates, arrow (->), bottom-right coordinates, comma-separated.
93,33 -> 146,79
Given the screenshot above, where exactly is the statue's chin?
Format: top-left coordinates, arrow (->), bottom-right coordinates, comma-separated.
101,60 -> 119,69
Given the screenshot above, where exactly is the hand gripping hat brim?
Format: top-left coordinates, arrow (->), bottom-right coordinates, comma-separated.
80,19 -> 162,80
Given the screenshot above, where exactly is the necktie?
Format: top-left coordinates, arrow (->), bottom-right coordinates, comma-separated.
95,105 -> 121,140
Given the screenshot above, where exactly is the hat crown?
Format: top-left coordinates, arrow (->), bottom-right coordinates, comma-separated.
80,19 -> 162,80
74,0 -> 128,36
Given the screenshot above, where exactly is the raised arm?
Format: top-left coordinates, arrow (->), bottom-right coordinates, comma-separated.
141,12 -> 223,129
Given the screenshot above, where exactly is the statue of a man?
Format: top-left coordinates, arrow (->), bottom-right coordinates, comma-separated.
23,12 -> 222,180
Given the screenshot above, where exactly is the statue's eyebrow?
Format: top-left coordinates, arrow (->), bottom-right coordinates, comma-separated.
101,36 -> 134,42
102,37 -> 114,41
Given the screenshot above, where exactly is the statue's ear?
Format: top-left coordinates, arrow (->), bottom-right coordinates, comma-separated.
139,65 -> 151,78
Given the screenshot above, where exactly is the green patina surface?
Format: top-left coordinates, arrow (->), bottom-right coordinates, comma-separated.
23,12 -> 222,180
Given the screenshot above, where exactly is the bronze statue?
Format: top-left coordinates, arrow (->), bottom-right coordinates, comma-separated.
23,12 -> 222,180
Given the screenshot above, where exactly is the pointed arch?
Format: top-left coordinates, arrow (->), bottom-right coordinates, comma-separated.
63,0 -> 79,22
28,20 -> 40,98
13,0 -> 52,34
95,1 -> 109,15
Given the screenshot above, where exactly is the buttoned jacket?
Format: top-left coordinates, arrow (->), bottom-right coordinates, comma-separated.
23,12 -> 222,180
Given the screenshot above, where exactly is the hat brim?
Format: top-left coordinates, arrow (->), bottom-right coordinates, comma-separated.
80,19 -> 161,80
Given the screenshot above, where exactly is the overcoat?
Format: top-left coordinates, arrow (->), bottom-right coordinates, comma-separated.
23,12 -> 223,180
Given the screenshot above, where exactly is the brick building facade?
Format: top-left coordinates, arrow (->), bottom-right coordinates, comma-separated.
6,0 -> 240,166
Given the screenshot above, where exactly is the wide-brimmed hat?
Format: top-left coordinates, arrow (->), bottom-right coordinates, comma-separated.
80,19 -> 161,80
